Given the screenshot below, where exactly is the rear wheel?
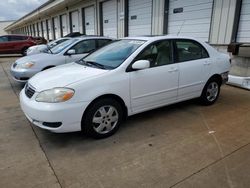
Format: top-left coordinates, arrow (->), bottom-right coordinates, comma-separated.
82,98 -> 124,139
200,78 -> 221,105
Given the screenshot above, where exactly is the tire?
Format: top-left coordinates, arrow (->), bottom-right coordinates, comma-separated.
82,98 -> 124,139
200,78 -> 221,105
22,47 -> 28,56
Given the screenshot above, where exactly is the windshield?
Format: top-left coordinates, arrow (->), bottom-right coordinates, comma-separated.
50,39 -> 78,54
82,39 -> 145,69
48,38 -> 69,48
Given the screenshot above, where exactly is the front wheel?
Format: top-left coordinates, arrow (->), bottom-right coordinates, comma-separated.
82,98 -> 124,139
200,79 -> 221,105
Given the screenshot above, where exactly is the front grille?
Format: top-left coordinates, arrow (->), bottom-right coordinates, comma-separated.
25,84 -> 36,98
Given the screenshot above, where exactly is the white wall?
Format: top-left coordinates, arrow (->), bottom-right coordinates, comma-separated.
0,21 -> 15,35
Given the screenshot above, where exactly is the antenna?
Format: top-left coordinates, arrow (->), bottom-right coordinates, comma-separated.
177,20 -> 185,36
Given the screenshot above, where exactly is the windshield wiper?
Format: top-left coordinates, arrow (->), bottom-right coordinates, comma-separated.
84,61 -> 107,70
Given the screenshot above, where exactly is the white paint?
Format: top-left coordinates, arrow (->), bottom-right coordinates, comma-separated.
53,17 -> 60,39
128,0 -> 152,36
19,36 -> 231,134
42,21 -> 47,39
71,11 -> 80,32
47,19 -> 53,40
84,6 -> 95,35
168,0 -> 213,42
237,0 -> 250,42
61,14 -> 68,37
102,0 -> 118,38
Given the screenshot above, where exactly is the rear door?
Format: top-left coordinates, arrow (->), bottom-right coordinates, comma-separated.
175,39 -> 211,100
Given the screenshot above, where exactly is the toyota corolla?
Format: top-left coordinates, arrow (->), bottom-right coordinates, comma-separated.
20,36 -> 231,138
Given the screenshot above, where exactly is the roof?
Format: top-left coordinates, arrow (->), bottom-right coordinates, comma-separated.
121,35 -> 200,42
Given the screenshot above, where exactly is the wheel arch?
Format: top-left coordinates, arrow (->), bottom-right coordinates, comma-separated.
207,74 -> 222,86
81,94 -> 128,130
42,65 -> 55,71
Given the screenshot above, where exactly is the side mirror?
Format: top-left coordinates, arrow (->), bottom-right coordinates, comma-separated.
132,60 -> 150,70
67,49 -> 76,55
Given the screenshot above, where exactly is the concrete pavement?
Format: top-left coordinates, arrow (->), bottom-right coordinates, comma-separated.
0,57 -> 250,188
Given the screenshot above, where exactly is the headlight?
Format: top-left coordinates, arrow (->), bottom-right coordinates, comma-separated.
15,62 -> 34,69
36,88 -> 74,103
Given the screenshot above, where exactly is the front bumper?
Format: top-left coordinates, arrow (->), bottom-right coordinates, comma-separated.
10,64 -> 39,83
20,89 -> 89,133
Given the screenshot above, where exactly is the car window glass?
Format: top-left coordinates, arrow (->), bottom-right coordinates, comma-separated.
97,39 -> 112,48
83,39 -> 145,69
51,39 -> 78,54
70,40 -> 96,54
136,40 -> 173,68
0,36 -> 8,42
176,40 -> 209,62
9,36 -> 26,41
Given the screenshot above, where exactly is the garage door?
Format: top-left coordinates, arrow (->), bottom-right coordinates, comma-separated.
128,0 -> 152,36
42,21 -> 47,39
61,14 -> 68,37
71,11 -> 80,32
168,0 -> 213,42
47,19 -> 53,40
53,17 -> 60,39
34,24 -> 37,36
237,0 -> 250,42
102,0 -> 117,38
83,6 -> 95,35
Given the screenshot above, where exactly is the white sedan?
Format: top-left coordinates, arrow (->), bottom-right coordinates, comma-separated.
26,37 -> 70,56
20,36 -> 231,138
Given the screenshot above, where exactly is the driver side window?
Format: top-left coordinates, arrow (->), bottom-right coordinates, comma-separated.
135,40 -> 173,68
70,40 -> 96,54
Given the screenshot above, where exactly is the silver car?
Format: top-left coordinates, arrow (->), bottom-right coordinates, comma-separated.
26,37 -> 70,56
10,36 -> 113,83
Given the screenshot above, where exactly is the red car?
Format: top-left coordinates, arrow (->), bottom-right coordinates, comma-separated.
0,35 -> 46,56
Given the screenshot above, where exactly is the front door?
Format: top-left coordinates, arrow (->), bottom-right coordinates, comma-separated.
65,39 -> 96,63
130,40 -> 179,113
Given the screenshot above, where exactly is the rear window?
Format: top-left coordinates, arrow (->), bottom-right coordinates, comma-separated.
97,39 -> 112,48
0,36 -> 8,42
175,40 -> 209,62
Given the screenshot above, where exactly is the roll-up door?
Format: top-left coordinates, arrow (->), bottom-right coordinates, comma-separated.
42,21 -> 47,39
61,14 -> 68,37
83,6 -> 95,35
237,0 -> 250,43
53,17 -> 60,39
70,11 -> 80,32
38,22 -> 42,37
47,19 -> 53,40
168,0 -> 213,42
102,0 -> 117,38
128,0 -> 152,36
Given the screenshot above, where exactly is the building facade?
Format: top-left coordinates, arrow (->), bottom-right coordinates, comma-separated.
4,0 -> 250,82
0,20 -> 15,35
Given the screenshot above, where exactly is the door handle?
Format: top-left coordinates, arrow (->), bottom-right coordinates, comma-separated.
168,67 -> 178,73
203,61 -> 211,65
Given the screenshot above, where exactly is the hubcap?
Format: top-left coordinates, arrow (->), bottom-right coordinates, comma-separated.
206,82 -> 219,102
92,105 -> 119,134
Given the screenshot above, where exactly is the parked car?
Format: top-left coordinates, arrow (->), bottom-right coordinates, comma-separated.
20,36 -> 231,138
0,35 -> 42,55
11,36 -> 113,82
33,37 -> 47,45
26,37 -> 70,56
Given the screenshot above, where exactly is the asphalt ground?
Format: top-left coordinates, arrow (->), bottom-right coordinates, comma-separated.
0,57 -> 250,188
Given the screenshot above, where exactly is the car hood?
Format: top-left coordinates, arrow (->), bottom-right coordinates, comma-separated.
16,53 -> 54,64
28,63 -> 109,92
29,44 -> 47,50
